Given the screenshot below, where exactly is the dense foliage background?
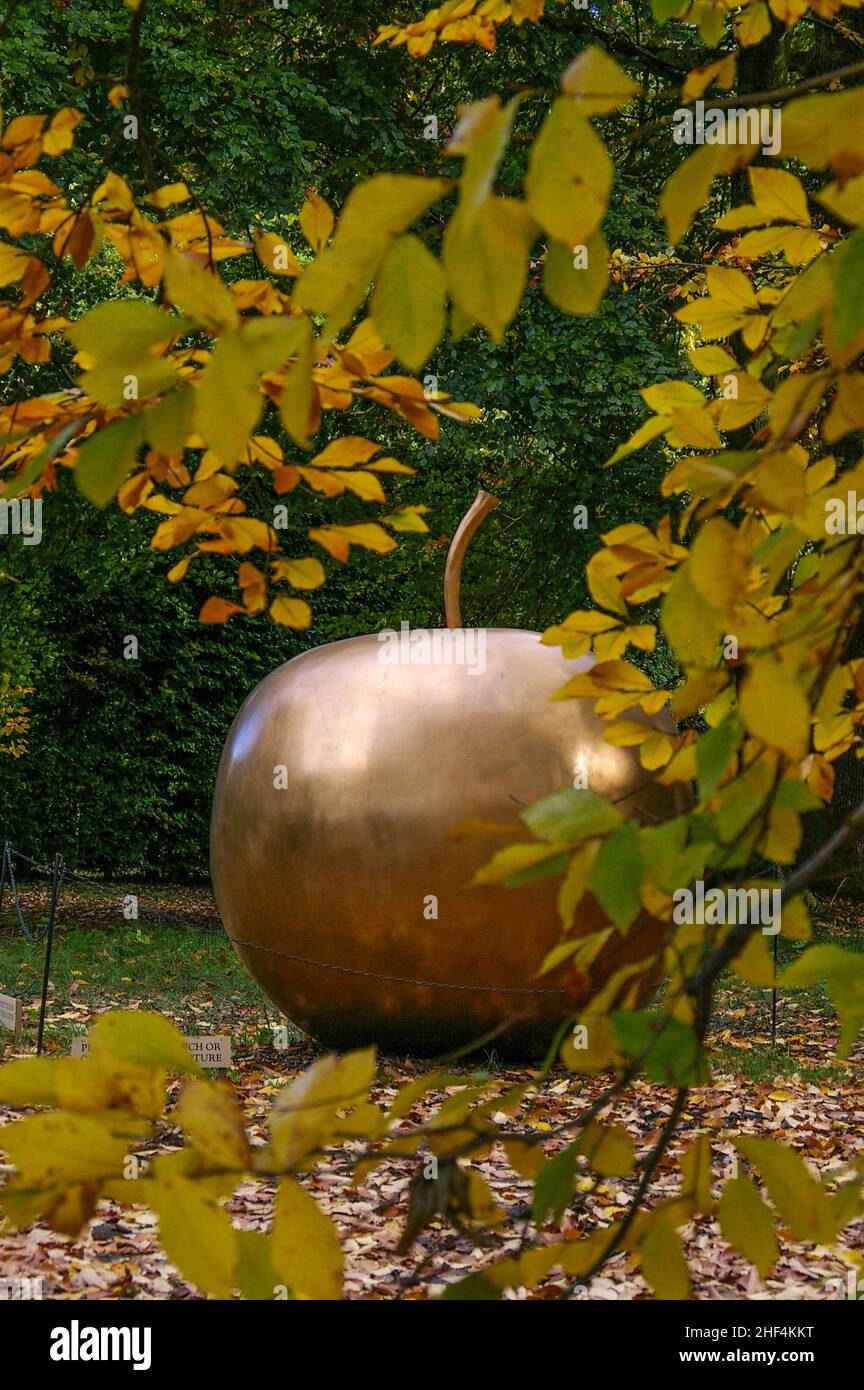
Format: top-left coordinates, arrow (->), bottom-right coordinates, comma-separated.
1,0 -> 859,876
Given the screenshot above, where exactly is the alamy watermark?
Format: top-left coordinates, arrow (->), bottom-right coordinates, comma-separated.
1,1276 -> 43,1299
0,497 -> 42,545
377,622 -> 486,676
672,880 -> 781,935
825,491 -> 864,535
672,100 -> 781,157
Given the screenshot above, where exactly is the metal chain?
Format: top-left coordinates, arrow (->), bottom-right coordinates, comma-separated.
229,936 -> 568,996
1,845 -> 222,938
4,843 -> 35,942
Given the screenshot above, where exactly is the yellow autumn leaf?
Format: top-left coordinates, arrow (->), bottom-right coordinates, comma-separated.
640,1214 -> 691,1300
308,522 -> 397,561
299,190 -> 335,252
745,166 -> 810,227
175,1079 -> 251,1171
543,231 -> 609,317
162,249 -> 240,334
0,243 -> 37,286
641,380 -> 704,413
525,98 -> 610,247
42,107 -> 84,157
279,319 -> 315,449
195,330 -> 263,465
271,556 -> 325,589
150,1176 -> 237,1299
382,505 -> 430,532
735,0 -> 772,45
271,1178 -> 344,1300
238,561 -> 266,614
200,596 -> 246,623
718,1175 -> 778,1276
0,1112 -> 138,1190
309,436 -> 382,468
269,595 -> 312,628
560,45 -> 640,115
661,144 -> 727,247
739,659 -> 811,759
253,228 -> 302,276
146,182 -> 192,209
472,841 -> 569,886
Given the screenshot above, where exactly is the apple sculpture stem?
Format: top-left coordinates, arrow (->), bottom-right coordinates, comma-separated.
211,489 -> 691,1056
444,489 -> 499,628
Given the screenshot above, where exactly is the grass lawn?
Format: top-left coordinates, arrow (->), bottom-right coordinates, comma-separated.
1,879 -> 862,1082
0,880 -> 307,1063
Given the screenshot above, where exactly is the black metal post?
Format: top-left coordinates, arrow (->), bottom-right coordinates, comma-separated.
777,934 -> 783,1045
0,841 -> 7,918
37,853 -> 62,1055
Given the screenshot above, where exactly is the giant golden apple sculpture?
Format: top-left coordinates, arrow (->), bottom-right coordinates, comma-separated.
210,492 -> 689,1056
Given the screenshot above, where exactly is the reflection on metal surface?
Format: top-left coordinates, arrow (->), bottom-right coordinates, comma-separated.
210,628 -> 690,1056
211,490 -> 689,1056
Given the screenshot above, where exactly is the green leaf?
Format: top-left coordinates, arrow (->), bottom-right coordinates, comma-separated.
640,1213 -> 691,1299
696,712 -> 742,801
0,1057 -> 57,1108
718,1175 -> 778,1277
532,1143 -> 578,1224
372,233 -> 446,371
143,388 -> 196,456
74,416 -> 144,508
440,1273 -> 502,1300
521,786 -> 622,842
734,1136 -> 840,1243
235,1230 -> 282,1300
780,945 -> 864,1057
773,780 -> 823,813
576,1122 -> 635,1177
779,943 -> 860,987
590,821 -> 643,932
195,329 -> 263,464
66,299 -> 193,362
444,196 -> 536,343
833,230 -> 864,349
543,232 -> 609,317
612,1011 -> 707,1086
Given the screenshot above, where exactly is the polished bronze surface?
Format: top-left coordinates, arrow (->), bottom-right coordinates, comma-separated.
444,489 -> 499,627
211,490 -> 689,1056
210,629 -> 690,1056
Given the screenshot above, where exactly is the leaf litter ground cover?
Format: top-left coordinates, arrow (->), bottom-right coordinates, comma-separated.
0,884 -> 862,1300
